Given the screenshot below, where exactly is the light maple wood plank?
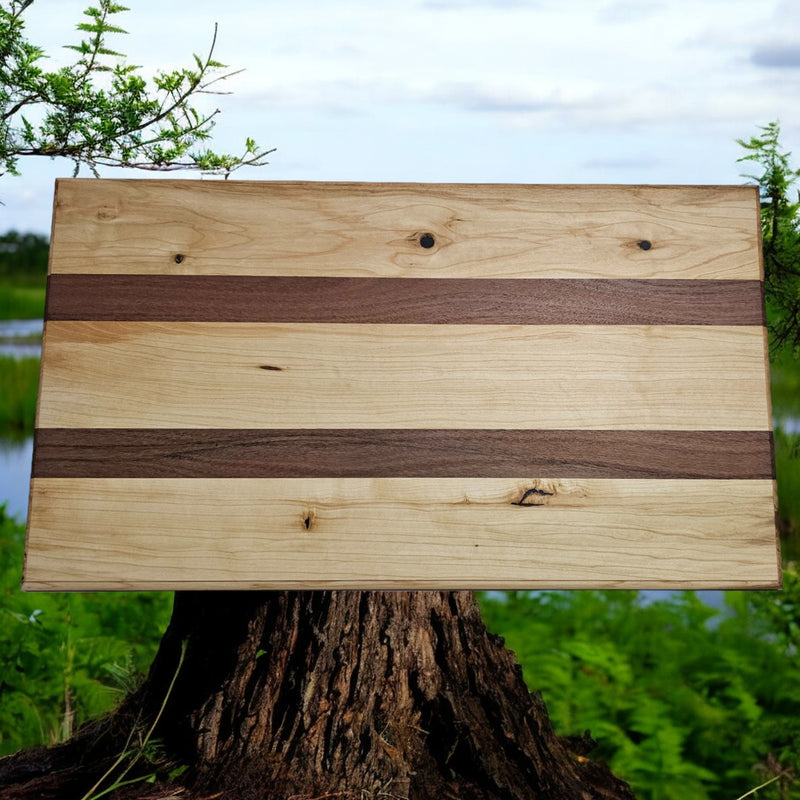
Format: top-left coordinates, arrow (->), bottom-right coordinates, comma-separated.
23,478 -> 780,590
37,322 -> 771,430
49,180 -> 761,280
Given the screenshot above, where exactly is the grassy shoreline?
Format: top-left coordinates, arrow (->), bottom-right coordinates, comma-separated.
0,356 -> 39,435
0,282 -> 46,321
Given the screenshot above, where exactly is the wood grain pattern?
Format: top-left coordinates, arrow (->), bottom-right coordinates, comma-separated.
45,275 -> 766,325
33,429 -> 775,479
25,180 -> 778,590
23,478 -> 778,590
49,180 -> 762,280
37,322 -> 770,430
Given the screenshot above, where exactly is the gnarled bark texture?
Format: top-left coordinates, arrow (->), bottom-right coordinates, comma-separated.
0,591 -> 636,800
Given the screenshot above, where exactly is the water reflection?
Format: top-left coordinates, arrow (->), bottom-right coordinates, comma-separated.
0,319 -> 43,359
0,437 -> 33,521
777,417 -> 800,434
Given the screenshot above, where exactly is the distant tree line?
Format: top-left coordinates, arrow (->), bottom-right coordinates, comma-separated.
0,230 -> 48,282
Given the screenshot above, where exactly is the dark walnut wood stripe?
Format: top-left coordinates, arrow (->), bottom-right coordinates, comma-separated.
45,275 -> 766,326
34,429 -> 775,479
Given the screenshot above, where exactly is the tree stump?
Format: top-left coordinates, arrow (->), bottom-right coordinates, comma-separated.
0,591 -> 636,800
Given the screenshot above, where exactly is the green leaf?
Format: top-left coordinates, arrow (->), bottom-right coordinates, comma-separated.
1,0 -> 268,183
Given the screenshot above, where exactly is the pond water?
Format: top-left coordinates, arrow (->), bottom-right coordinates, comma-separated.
0,437 -> 33,522
0,318 -> 43,359
778,416 -> 800,434
0,320 -> 39,521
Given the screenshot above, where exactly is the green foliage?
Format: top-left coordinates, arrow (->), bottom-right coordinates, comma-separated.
0,230 -> 48,282
738,121 -> 800,354
80,640 -> 187,800
0,283 -> 44,318
742,568 -> 800,663
0,354 -> 38,433
771,347 -> 800,418
0,506 -> 173,757
479,589 -> 800,800
770,348 -> 800,556
774,427 -> 800,557
1,0 -> 273,178
0,230 -> 47,317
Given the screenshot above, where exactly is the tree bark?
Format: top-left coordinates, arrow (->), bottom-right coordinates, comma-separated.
0,591 -> 636,800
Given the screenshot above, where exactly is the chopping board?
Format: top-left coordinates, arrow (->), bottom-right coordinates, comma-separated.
23,179 -> 779,590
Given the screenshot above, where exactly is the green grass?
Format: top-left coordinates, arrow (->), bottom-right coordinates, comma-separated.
0,283 -> 46,320
770,351 -> 800,418
775,428 -> 800,559
0,508 -> 173,757
0,356 -> 39,435
769,349 -> 800,556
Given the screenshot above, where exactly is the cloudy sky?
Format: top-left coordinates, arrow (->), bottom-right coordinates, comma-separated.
3,0 -> 799,234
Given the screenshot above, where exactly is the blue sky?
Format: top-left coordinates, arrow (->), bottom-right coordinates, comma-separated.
2,0 -> 799,234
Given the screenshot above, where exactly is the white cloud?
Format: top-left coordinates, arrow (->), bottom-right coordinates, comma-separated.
751,43 -> 800,68
596,1 -> 666,24
421,0 -> 544,9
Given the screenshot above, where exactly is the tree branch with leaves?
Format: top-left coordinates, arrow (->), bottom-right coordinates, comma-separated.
0,0 -> 273,179
738,121 -> 800,354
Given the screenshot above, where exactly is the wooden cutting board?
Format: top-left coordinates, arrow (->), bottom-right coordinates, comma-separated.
23,179 -> 780,590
